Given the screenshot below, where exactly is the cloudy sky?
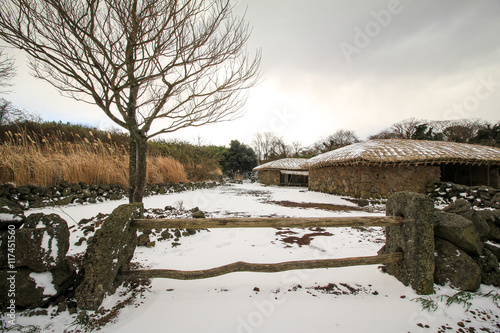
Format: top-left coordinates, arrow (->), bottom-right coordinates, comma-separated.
5,0 -> 500,147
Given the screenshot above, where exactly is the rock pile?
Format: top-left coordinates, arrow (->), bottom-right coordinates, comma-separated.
0,203 -> 76,308
135,206 -> 206,249
434,199 -> 500,290
75,204 -> 142,310
429,182 -> 500,209
382,192 -> 500,294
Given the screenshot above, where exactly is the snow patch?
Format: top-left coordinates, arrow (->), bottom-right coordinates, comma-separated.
486,241 -> 500,249
41,231 -> 58,262
0,213 -> 22,221
41,232 -> 51,254
29,272 -> 57,296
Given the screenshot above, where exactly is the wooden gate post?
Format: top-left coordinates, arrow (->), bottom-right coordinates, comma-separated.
380,191 -> 435,295
75,203 -> 142,310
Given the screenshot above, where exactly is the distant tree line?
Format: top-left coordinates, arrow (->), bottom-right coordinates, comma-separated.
251,118 -> 500,164
368,118 -> 500,147
251,129 -> 360,163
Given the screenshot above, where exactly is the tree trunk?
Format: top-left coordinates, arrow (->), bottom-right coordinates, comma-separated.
128,132 -> 148,203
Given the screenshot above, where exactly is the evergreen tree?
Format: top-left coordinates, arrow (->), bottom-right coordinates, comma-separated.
221,140 -> 258,176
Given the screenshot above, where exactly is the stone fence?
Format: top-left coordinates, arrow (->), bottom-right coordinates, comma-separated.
380,192 -> 500,292
429,182 -> 500,209
0,181 -> 220,209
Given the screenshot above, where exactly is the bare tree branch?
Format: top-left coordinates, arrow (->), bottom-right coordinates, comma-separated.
0,47 -> 16,93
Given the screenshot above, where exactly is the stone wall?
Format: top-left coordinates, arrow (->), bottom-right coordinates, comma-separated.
309,164 -> 441,199
256,170 -> 280,185
0,181 -> 220,209
381,192 -> 500,294
433,199 -> 500,290
429,182 -> 500,209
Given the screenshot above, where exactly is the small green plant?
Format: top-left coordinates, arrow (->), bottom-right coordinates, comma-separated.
0,323 -> 41,332
414,290 -> 500,313
482,290 -> 500,308
439,291 -> 474,311
412,296 -> 438,312
63,310 -> 95,333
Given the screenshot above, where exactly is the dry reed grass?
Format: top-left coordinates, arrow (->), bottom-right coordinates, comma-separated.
0,129 -> 188,187
147,155 -> 188,184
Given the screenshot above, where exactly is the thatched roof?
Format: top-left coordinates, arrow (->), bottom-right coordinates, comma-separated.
307,139 -> 500,169
253,158 -> 309,172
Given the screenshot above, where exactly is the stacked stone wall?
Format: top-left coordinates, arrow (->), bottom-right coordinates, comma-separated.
0,181 -> 219,209
381,192 -> 500,293
429,182 -> 500,208
309,164 -> 441,199
257,170 -> 280,185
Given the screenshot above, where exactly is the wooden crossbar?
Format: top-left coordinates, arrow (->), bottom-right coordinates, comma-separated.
120,252 -> 403,280
131,216 -> 402,230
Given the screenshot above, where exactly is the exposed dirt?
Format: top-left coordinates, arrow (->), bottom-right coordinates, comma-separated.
275,227 -> 333,247
308,282 -> 374,296
266,200 -> 365,212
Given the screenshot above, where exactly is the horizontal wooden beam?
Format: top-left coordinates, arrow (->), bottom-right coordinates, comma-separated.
131,216 -> 402,230
120,252 -> 403,280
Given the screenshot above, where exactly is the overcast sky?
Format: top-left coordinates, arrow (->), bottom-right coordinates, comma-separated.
5,0 -> 500,147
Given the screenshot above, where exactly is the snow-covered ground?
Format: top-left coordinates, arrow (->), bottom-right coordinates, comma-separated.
5,183 -> 500,332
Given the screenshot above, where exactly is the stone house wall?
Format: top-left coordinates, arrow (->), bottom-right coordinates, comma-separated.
257,170 -> 280,185
309,164 -> 441,199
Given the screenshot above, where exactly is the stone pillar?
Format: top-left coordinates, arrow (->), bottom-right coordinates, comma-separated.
381,192 -> 435,295
75,203 -> 142,310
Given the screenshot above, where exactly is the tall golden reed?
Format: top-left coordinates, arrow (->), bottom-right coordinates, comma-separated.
0,129 -> 188,187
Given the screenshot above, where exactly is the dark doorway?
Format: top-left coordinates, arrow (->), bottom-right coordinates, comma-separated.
280,172 -> 308,186
440,164 -> 492,186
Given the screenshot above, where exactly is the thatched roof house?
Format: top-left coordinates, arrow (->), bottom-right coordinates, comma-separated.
253,158 -> 309,186
307,139 -> 500,198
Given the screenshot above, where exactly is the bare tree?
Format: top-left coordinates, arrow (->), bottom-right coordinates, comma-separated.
441,119 -> 487,143
0,47 -> 15,93
252,132 -> 280,163
368,129 -> 398,140
0,98 -> 41,125
0,0 -> 261,203
251,132 -> 265,163
369,118 -> 424,140
313,129 -> 359,153
290,141 -> 302,157
270,135 -> 289,159
0,98 -> 15,125
390,118 -> 423,139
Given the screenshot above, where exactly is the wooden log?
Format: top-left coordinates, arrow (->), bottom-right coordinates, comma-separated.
131,216 -> 402,230
120,252 -> 403,280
